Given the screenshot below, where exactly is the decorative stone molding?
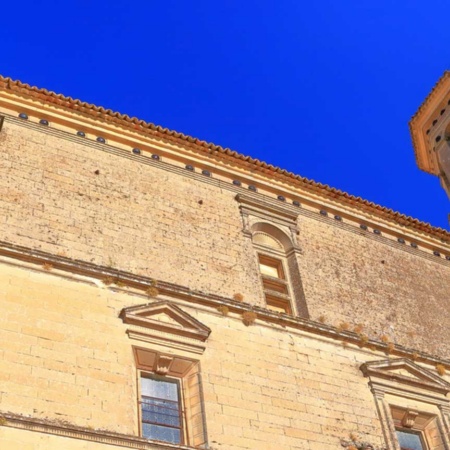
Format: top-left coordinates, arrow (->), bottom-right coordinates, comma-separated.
0,240 -> 449,368
134,348 -> 197,378
401,409 -> 419,428
235,193 -> 299,223
154,355 -> 174,375
0,412 -> 197,449
360,358 -> 450,398
235,193 -> 301,249
120,301 -> 211,354
361,358 -> 450,450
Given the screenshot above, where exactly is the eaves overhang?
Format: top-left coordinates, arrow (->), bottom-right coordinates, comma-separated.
409,71 -> 450,175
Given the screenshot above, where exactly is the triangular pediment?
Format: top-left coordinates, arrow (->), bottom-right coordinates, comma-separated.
360,358 -> 450,395
120,301 -> 211,354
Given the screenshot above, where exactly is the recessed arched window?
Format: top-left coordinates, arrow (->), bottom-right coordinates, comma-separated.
251,224 -> 297,315
235,193 -> 309,318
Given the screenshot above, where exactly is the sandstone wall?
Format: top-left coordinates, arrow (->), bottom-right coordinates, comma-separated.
1,120 -> 449,357
297,215 -> 450,357
0,261 -> 390,450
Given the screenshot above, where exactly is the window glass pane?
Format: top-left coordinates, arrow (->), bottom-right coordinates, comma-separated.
142,377 -> 179,401
142,397 -> 181,427
141,376 -> 182,444
142,423 -> 181,444
396,430 -> 425,450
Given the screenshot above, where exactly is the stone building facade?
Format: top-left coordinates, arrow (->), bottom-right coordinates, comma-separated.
0,74 -> 449,450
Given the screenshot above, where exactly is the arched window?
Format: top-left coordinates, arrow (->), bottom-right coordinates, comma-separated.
235,193 -> 309,318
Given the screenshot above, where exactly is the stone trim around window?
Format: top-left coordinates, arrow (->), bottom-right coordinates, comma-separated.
134,348 -> 208,449
235,193 -> 301,249
0,411 -> 200,449
360,358 -> 450,450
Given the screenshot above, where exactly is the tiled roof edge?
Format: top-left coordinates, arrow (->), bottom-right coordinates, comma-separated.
1,75 -> 449,241
409,71 -> 450,170
410,71 -> 450,124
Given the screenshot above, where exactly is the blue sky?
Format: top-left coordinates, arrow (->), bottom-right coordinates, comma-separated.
2,1 -> 449,229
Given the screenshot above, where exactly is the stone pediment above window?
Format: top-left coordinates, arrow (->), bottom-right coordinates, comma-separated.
360,358 -> 450,396
120,301 -> 211,354
362,359 -> 450,449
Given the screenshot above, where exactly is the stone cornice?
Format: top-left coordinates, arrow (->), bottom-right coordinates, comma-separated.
0,239 -> 449,370
0,412 -> 196,449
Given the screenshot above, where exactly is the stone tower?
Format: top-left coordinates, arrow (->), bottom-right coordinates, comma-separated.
410,71 -> 450,199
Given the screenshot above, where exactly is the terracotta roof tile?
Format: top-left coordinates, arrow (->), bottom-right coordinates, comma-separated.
410,71 -> 450,123
409,72 -> 450,171
1,75 -> 449,241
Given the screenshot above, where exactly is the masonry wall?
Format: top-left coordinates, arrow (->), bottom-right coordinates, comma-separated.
297,216 -> 450,358
0,260 -> 392,450
0,121 -> 261,305
1,120 -> 449,358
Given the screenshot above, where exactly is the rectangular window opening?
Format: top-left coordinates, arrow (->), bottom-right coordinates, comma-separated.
258,254 -> 285,279
265,294 -> 292,314
141,374 -> 183,445
396,429 -> 427,450
135,350 -> 208,448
